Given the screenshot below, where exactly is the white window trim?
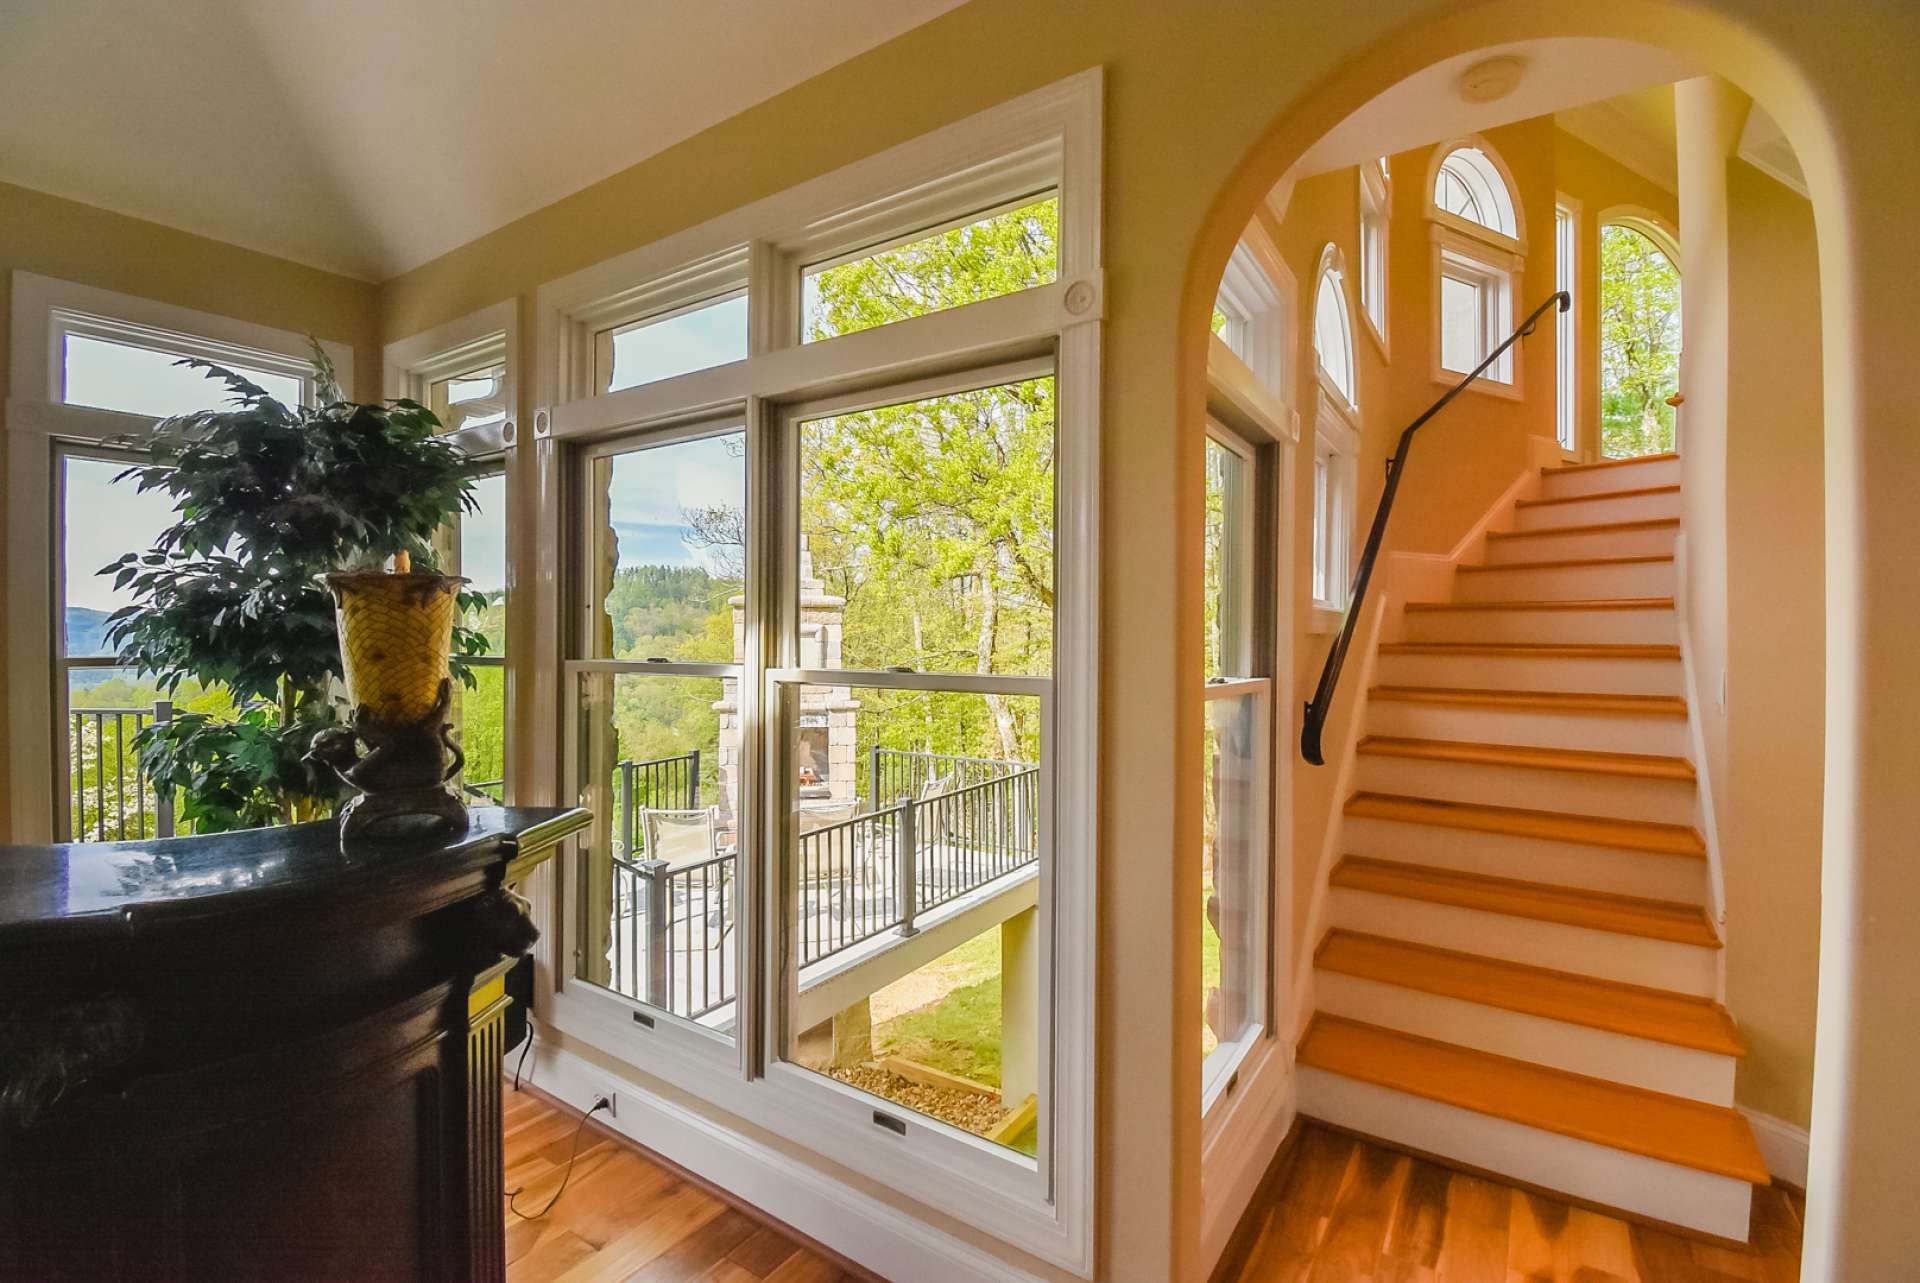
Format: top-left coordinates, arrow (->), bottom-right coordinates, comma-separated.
1424,135 -> 1527,254
1310,392 -> 1360,632
5,272 -> 353,845
1215,236 -> 1290,400
1310,245 -> 1359,418
1555,195 -> 1582,458
533,70 -> 1101,1275
1357,162 -> 1391,357
1429,224 -> 1523,400
383,298 -> 519,457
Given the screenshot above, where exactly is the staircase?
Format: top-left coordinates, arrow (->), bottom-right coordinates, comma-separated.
1295,452 -> 1769,1242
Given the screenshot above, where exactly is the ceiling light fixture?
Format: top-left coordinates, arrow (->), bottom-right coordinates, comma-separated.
1458,55 -> 1526,104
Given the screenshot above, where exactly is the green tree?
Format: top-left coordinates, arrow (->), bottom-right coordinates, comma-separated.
1599,224 -> 1683,459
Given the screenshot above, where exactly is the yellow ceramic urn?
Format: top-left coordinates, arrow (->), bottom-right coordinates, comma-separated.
314,570 -> 471,839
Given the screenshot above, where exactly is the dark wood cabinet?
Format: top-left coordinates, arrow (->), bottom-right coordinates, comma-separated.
0,806 -> 587,1281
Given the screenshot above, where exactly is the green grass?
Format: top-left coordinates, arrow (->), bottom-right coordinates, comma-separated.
872,927 -> 1003,1086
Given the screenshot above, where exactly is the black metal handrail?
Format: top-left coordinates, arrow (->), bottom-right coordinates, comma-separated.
1300,290 -> 1570,765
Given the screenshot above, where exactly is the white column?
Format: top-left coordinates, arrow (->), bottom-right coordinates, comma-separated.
1000,906 -> 1039,1109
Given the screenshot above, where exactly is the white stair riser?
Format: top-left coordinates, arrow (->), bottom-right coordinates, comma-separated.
1366,701 -> 1690,756
1313,971 -> 1737,1104
1403,607 -> 1678,646
1540,456 -> 1682,499
1375,651 -> 1683,697
1330,886 -> 1719,995
1354,754 -> 1697,826
1515,490 -> 1681,531
1296,1067 -> 1753,1240
1341,813 -> 1706,902
1456,559 -> 1676,603
1484,524 -> 1677,564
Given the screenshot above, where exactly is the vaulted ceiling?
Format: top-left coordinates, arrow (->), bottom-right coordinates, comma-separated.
0,0 -> 969,280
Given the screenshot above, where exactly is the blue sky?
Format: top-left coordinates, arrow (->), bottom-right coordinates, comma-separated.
606,294 -> 746,391
607,431 -> 745,572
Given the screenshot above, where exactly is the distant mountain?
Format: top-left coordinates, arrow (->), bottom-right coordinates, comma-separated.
65,608 -> 116,687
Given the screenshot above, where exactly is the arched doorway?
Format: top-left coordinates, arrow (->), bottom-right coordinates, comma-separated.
1598,218 -> 1683,457
1176,9 -> 1894,1274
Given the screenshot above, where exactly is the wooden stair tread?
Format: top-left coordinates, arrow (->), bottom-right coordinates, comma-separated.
1315,929 -> 1742,1055
1517,483 -> 1680,509
1345,791 -> 1705,858
1458,553 -> 1675,573
1357,735 -> 1696,782
1379,641 -> 1680,660
1369,685 -> 1688,718
1543,452 -> 1680,476
1296,1014 -> 1768,1182
1330,855 -> 1721,946
1487,517 -> 1680,539
1405,597 -> 1674,613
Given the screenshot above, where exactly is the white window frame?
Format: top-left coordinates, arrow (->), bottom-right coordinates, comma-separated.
1214,230 -> 1291,402
1357,161 -> 1391,356
1424,138 -> 1525,400
532,71 -> 1101,1273
6,272 -> 353,845
1555,197 -> 1581,456
1310,395 -> 1360,631
1430,226 -> 1522,397
386,300 -> 520,804
1311,245 -> 1358,416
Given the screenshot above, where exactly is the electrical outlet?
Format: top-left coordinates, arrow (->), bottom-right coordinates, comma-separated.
590,1087 -> 618,1119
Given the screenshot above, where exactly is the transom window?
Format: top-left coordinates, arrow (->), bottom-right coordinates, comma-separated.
1358,161 -> 1390,347
1312,250 -> 1357,409
1434,145 -> 1518,240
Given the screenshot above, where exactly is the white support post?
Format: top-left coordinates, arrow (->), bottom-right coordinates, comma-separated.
1000,905 -> 1039,1109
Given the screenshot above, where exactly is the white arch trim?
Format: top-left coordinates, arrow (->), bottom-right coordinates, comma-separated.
1425,133 -> 1527,251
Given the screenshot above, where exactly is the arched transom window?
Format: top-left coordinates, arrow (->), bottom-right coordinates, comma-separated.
1434,145 -> 1518,240
1312,252 -> 1357,407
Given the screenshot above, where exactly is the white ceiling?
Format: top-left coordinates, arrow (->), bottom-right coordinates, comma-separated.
1293,39 -> 1697,183
0,0 -> 970,280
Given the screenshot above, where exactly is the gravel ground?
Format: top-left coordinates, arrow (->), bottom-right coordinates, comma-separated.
829,1064 -> 1008,1136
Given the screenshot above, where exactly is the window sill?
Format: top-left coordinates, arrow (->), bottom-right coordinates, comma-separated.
1309,604 -> 1345,635
1433,370 -> 1522,402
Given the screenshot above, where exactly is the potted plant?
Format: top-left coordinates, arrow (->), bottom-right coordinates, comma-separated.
105,345 -> 491,832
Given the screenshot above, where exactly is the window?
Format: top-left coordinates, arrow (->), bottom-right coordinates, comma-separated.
1556,202 -> 1579,452
9,275 -> 351,848
801,193 -> 1058,343
598,292 -> 748,392
1201,430 -> 1268,1107
1213,237 -> 1292,400
1312,403 -> 1359,618
448,468 -> 508,801
1358,161 -> 1390,349
1426,140 -> 1522,392
1312,249 -> 1357,410
539,74 -> 1101,1268
429,362 -> 508,432
1433,145 -> 1519,240
1598,220 -> 1683,459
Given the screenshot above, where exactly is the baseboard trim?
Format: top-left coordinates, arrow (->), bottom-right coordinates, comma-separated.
1205,1116 -> 1304,1283
525,1039 -> 1053,1282
1740,1107 -> 1810,1188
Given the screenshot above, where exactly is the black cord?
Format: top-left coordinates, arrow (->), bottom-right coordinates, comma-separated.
513,1013 -> 535,1092
506,1096 -> 611,1221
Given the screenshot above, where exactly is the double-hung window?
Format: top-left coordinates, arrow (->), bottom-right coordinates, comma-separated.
536,74 -> 1100,1270
1555,199 -> 1579,453
1428,140 -> 1524,393
1358,159 -> 1390,351
8,273 -> 348,844
386,304 -> 517,802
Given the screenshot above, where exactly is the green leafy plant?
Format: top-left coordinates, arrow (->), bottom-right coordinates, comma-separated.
105,345 -> 489,830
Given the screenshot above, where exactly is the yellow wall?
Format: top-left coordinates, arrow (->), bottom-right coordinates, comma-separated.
0,180 -> 378,828
2,0 -> 1911,1273
373,2 -> 1920,1269
1722,159 -> 1825,1126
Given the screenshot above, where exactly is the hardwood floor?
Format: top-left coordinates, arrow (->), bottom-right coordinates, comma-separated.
1225,1122 -> 1805,1282
502,1085 -> 871,1283
504,1089 -> 1805,1282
